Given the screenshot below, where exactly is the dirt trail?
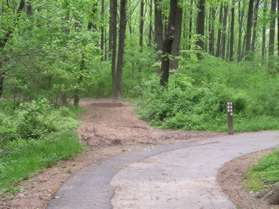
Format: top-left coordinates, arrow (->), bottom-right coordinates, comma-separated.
0,99 -> 219,209
79,99 -> 220,146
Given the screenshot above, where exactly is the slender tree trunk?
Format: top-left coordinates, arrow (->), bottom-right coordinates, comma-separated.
88,2 -> 98,31
221,4 -> 228,58
149,0 -> 153,46
154,0 -> 163,51
170,4 -> 182,69
196,0 -> 206,57
237,0 -> 244,61
244,0 -> 255,58
128,0 -> 133,35
269,0 -> 277,57
251,0 -> 260,53
216,4 -> 223,57
100,0 -> 105,60
74,53 -> 85,107
160,0 -> 177,87
262,0 -> 268,61
229,2 -> 235,61
188,0 -> 194,50
115,0 -> 127,97
110,0 -> 118,97
208,6 -> 216,55
277,0 -> 279,56
139,0 -> 145,50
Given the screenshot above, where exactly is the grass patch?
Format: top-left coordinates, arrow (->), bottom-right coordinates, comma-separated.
246,149 -> 279,191
0,99 -> 84,194
0,131 -> 82,194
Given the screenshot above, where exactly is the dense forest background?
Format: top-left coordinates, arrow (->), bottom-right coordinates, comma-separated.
0,0 -> 279,133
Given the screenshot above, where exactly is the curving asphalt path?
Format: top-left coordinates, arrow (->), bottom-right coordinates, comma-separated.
47,131 -> 279,209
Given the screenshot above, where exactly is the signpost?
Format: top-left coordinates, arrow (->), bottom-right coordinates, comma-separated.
227,101 -> 234,135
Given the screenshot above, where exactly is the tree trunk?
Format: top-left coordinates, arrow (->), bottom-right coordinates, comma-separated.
88,2 -> 98,31
237,0 -> 244,61
115,0 -> 127,97
221,4 -> 228,58
229,2 -> 235,61
160,0 -> 177,86
196,0 -> 206,54
208,6 -> 216,55
110,0 -> 118,98
154,0 -> 163,51
244,0 -> 255,58
216,4 -> 223,57
251,0 -> 260,53
188,0 -> 194,50
268,0 -> 277,57
148,0 -> 153,46
277,0 -> 279,56
170,4 -> 182,69
100,0 -> 105,60
139,0 -> 145,50
262,0 -> 268,61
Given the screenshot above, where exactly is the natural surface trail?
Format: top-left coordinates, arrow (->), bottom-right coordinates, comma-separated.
47,100 -> 279,209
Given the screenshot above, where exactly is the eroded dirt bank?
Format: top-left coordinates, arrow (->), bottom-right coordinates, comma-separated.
218,150 -> 279,209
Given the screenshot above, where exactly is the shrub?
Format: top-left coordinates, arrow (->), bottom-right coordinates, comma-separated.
136,57 -> 279,132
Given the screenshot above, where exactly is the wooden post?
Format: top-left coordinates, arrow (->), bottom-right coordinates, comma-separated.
227,101 -> 234,135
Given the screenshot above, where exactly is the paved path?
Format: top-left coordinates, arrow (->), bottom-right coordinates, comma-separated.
47,131 -> 279,209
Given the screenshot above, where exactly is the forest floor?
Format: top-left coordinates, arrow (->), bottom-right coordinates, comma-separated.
0,99 -> 219,209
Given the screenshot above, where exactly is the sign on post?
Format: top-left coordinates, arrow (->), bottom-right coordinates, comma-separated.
227,101 -> 234,135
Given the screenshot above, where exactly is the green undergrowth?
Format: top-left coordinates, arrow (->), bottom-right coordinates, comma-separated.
246,148 -> 279,192
0,99 -> 83,194
135,56 -> 279,132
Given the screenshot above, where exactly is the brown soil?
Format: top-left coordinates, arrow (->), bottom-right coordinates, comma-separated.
0,99 -> 221,209
218,150 -> 279,209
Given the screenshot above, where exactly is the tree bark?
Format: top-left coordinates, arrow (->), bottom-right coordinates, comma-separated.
160,0 -> 177,86
237,0 -> 244,61
244,0 -> 255,58
100,0 -> 105,60
251,0 -> 260,53
262,0 -> 268,61
170,4 -> 182,69
269,0 -> 277,57
115,0 -> 127,97
277,0 -> 279,56
196,0 -> 206,54
110,0 -> 118,98
188,0 -> 194,50
139,0 -> 145,50
221,4 -> 228,58
154,0 -> 163,51
148,0 -> 153,47
229,2 -> 235,61
208,6 -> 216,55
216,4 -> 223,57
